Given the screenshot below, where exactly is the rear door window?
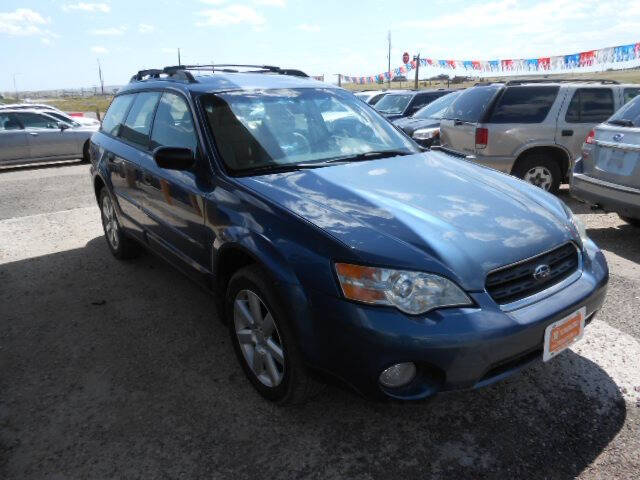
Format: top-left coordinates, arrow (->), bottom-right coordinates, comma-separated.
101,94 -> 134,136
565,88 -> 614,123
444,86 -> 500,123
623,88 -> 640,105
488,86 -> 559,123
119,92 -> 161,148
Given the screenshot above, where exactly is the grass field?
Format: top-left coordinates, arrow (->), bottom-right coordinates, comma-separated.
0,95 -> 113,114
343,67 -> 640,91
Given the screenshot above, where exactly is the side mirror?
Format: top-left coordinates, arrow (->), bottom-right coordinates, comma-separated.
58,122 -> 70,131
153,146 -> 195,171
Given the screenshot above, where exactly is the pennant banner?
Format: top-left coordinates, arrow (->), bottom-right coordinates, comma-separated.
341,42 -> 640,84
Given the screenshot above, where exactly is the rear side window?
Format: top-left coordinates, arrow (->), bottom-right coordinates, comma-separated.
488,86 -> 558,123
101,94 -> 134,136
607,95 -> 640,128
119,92 -> 161,148
150,92 -> 198,152
0,113 -> 22,131
623,88 -> 640,105
445,86 -> 500,122
565,88 -> 614,123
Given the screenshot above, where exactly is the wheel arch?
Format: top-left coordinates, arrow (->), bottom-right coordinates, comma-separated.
511,145 -> 571,179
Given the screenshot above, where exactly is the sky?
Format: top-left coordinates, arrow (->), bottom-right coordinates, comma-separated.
1,0 -> 640,92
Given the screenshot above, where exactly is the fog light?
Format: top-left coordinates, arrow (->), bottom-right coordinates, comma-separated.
379,362 -> 416,388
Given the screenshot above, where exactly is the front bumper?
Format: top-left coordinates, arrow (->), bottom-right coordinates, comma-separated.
297,239 -> 608,400
571,171 -> 640,220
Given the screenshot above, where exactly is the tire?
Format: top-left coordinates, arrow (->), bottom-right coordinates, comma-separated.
618,215 -> 640,227
82,140 -> 90,163
512,153 -> 562,194
226,265 -> 322,404
98,188 -> 141,260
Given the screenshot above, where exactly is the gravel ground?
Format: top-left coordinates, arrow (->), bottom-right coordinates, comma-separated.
1,163 -> 639,479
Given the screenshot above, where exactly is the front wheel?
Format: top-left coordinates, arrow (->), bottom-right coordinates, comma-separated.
512,153 -> 561,194
226,265 -> 321,404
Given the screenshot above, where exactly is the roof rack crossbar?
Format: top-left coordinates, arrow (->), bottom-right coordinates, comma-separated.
504,78 -> 619,85
163,64 -> 309,78
130,68 -> 197,84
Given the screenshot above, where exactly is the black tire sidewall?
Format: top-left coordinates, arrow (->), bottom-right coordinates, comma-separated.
513,154 -> 562,194
226,266 -> 298,402
99,188 -> 124,257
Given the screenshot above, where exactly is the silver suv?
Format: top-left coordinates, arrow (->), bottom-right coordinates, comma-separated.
571,94 -> 640,226
440,80 -> 640,193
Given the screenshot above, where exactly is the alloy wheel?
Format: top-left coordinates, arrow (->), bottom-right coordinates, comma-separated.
233,289 -> 285,388
101,194 -> 120,250
523,166 -> 553,191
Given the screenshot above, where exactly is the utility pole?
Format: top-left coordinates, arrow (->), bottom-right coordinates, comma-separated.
178,48 -> 181,65
335,74 -> 342,87
12,73 -> 20,100
387,30 -> 391,88
97,59 -> 104,95
413,53 -> 420,90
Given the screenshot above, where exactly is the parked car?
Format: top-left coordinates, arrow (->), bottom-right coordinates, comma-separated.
571,94 -> 640,226
354,90 -> 387,105
375,89 -> 452,121
90,64 -> 608,404
393,90 -> 462,147
0,103 -> 101,127
0,109 -> 97,166
440,80 -> 640,193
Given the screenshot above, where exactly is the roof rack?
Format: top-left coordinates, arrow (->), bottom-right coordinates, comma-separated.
505,78 -> 619,85
130,64 -> 309,84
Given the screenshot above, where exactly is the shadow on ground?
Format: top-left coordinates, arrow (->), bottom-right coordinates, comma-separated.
0,235 -> 627,479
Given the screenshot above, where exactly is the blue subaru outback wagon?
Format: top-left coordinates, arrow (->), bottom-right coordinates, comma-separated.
90,65 -> 608,403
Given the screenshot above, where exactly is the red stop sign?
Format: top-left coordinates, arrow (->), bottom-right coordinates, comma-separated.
402,52 -> 410,64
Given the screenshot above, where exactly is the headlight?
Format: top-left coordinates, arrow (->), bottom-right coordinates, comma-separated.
412,127 -> 440,141
563,203 -> 588,244
335,263 -> 472,315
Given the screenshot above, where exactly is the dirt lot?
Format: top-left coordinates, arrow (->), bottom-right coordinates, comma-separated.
1,162 -> 639,479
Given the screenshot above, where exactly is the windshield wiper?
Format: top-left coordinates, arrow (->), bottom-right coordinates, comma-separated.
236,162 -> 332,176
608,118 -> 634,127
324,150 -> 413,164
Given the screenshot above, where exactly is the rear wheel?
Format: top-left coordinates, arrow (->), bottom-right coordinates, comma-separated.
619,215 -> 640,227
99,188 -> 141,260
226,265 -> 321,404
512,153 -> 561,194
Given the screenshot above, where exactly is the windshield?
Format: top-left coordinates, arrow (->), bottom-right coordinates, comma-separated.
201,88 -> 418,174
607,95 -> 640,128
375,94 -> 413,114
412,91 -> 461,119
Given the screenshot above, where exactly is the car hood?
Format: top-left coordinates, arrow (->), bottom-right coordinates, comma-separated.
393,117 -> 439,134
237,151 -> 576,291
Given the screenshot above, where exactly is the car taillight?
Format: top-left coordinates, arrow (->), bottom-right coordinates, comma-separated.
475,127 -> 488,149
585,129 -> 595,144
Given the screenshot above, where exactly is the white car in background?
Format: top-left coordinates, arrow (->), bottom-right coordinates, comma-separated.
0,103 -> 101,127
354,91 -> 387,105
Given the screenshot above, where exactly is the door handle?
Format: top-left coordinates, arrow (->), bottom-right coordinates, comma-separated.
561,129 -> 574,137
29,132 -> 39,136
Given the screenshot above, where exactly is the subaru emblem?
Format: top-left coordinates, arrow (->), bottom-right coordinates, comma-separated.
613,133 -> 624,142
533,264 -> 551,281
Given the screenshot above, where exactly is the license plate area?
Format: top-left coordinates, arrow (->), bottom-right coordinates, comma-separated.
543,307 -> 585,362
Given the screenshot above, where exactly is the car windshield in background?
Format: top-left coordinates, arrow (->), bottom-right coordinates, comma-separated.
201,88 -> 418,174
444,85 -> 501,122
607,95 -> 640,128
412,91 -> 462,119
375,94 -> 413,114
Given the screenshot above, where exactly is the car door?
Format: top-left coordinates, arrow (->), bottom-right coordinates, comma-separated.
14,112 -> 79,159
0,112 -> 29,164
108,91 -> 161,231
556,87 -> 615,159
139,90 -> 210,273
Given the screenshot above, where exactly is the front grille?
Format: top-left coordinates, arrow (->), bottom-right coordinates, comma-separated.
486,243 -> 579,304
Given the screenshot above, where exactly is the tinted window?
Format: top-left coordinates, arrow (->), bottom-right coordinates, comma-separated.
15,112 -> 58,129
488,86 -> 558,123
607,95 -> 640,128
0,113 -> 22,131
151,92 -> 198,152
445,86 -> 500,122
408,93 -> 441,114
565,88 -> 614,123
119,92 -> 161,147
101,94 -> 134,136
375,94 -> 413,114
623,88 -> 640,105
413,91 -> 462,119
